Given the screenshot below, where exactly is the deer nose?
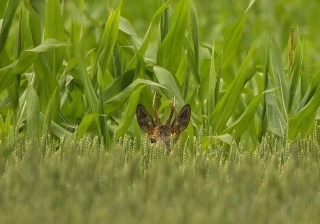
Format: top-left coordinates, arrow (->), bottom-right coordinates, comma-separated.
150,137 -> 156,144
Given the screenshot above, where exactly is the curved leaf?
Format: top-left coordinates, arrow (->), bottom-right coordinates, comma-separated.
209,48 -> 255,133
153,66 -> 185,106
116,86 -> 143,136
105,78 -> 164,104
76,113 -> 100,140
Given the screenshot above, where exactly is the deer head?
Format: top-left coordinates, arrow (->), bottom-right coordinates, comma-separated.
136,93 -> 191,148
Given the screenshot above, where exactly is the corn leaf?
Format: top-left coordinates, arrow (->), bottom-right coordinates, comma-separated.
26,84 -> 41,139
288,84 -> 320,138
45,0 -> 65,74
288,27 -> 303,113
76,113 -> 100,140
0,0 -> 20,53
157,0 -> 189,74
0,39 -> 66,91
266,39 -> 288,137
222,0 -> 255,66
153,66 -> 185,106
223,93 -> 263,136
42,88 -> 59,137
76,45 -> 99,113
116,86 -> 143,136
209,48 -> 255,133
139,0 -> 171,55
184,2 -> 200,84
105,78 -> 164,104
96,2 -> 121,75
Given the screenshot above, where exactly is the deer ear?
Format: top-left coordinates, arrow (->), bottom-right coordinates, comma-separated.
136,104 -> 155,133
174,104 -> 191,135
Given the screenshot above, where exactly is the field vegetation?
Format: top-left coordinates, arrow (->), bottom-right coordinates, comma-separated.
0,0 -> 320,223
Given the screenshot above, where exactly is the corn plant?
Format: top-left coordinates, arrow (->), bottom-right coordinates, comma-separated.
0,0 -> 320,149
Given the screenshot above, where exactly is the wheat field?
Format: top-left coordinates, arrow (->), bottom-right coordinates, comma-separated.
1,0 -> 320,223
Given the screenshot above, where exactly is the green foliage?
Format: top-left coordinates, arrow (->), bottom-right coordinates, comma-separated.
1,0 -> 320,147
1,0 -> 320,221
26,84 -> 40,139
0,134 -> 319,223
209,48 -> 256,133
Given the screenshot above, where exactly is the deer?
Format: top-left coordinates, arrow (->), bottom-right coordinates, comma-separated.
136,93 -> 191,149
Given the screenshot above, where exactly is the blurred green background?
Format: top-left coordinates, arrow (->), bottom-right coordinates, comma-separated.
1,0 -> 320,147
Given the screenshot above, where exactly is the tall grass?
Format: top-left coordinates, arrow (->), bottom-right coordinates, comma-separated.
0,134 -> 320,223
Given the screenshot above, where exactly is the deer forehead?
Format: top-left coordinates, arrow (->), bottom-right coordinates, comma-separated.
149,125 -> 174,138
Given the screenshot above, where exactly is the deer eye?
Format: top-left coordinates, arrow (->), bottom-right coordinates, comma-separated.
150,137 -> 157,144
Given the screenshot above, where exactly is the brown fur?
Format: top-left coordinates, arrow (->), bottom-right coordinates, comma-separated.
136,98 -> 191,148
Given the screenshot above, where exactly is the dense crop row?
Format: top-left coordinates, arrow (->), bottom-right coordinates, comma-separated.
0,134 -> 319,223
